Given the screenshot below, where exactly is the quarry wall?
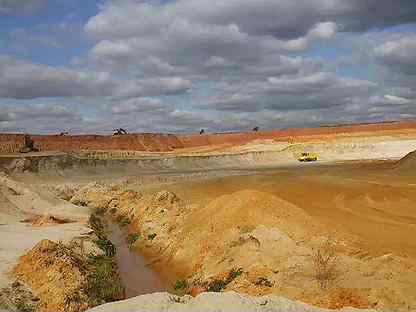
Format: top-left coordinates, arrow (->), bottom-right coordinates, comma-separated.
1,121 -> 416,154
0,134 -> 26,154
178,121 -> 416,147
0,134 -> 183,154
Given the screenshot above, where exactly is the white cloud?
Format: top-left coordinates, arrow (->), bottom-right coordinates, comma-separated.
384,94 -> 412,105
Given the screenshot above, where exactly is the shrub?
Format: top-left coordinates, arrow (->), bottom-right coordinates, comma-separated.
88,214 -> 106,238
225,267 -> 243,284
172,279 -> 188,296
95,238 -> 116,258
147,233 -> 157,241
207,267 -> 243,292
207,279 -> 227,292
127,233 -> 140,250
86,257 -> 125,306
173,279 -> 188,291
312,239 -> 339,289
255,277 -> 273,287
118,217 -> 131,227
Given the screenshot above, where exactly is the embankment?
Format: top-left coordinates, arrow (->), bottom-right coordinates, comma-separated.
0,133 -> 184,154
2,120 -> 416,155
2,136 -> 416,175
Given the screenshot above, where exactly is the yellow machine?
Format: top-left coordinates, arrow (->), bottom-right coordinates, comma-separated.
297,152 -> 318,162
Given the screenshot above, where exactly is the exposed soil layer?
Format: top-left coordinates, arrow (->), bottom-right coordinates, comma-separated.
2,120 -> 416,154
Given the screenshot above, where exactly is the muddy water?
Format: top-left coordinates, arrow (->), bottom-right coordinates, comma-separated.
108,223 -> 168,297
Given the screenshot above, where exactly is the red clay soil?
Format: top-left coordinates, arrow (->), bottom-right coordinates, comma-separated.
1,120 -> 416,154
32,133 -> 184,153
178,120 -> 416,148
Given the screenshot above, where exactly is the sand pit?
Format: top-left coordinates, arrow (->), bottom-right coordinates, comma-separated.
0,132 -> 416,311
56,167 -> 416,311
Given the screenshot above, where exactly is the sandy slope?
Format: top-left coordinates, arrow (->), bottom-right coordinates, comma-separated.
66,159 -> 416,311
87,291 -> 377,312
0,173 -> 90,289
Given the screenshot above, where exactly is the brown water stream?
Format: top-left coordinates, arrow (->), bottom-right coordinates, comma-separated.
108,223 -> 168,297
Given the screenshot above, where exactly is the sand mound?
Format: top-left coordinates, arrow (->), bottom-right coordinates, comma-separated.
13,239 -> 91,311
87,291 -> 376,312
396,149 -> 416,170
184,189 -> 312,239
12,238 -> 124,312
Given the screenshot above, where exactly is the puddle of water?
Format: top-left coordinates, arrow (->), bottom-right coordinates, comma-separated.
108,223 -> 168,297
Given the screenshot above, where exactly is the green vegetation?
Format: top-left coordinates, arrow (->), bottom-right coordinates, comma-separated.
86,213 -> 125,307
118,217 -> 131,227
95,238 -> 116,257
226,267 -> 243,283
127,233 -> 141,250
172,279 -> 188,296
110,208 -> 117,215
207,267 -> 243,292
254,277 -> 273,287
88,214 -> 116,257
147,233 -> 157,241
86,256 -> 124,306
207,279 -> 227,292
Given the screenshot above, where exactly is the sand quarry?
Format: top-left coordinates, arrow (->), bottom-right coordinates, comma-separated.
1,123 -> 416,312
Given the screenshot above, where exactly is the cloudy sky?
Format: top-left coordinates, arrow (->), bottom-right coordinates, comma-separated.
0,0 -> 416,134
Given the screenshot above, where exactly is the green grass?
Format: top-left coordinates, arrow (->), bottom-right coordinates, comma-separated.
71,213 -> 126,308
147,233 -> 157,241
94,238 -> 116,257
172,279 -> 188,296
225,267 -> 243,284
207,279 -> 227,292
127,233 -> 141,250
118,217 -> 131,227
86,256 -> 125,307
207,267 -> 243,292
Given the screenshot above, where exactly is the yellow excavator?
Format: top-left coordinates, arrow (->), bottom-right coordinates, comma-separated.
297,152 -> 318,162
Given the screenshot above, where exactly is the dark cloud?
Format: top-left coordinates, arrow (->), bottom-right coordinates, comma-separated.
201,73 -> 378,112
85,0 -> 416,40
112,77 -> 192,99
375,34 -> 416,75
0,104 -> 79,121
0,56 -> 115,99
0,56 -> 192,100
111,97 -> 175,114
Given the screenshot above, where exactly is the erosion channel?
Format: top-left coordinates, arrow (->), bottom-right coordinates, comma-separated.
107,222 -> 168,297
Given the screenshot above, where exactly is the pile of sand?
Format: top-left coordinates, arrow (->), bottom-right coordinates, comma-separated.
395,150 -> 416,170
183,189 -> 313,240
13,239 -> 91,311
12,237 -> 125,312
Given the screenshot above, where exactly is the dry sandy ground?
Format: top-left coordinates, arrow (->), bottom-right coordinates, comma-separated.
61,156 -> 416,311
0,147 -> 415,311
0,173 -> 90,289
88,291 -> 377,312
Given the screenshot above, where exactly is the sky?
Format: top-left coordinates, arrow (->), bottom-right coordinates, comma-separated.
0,0 -> 416,134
